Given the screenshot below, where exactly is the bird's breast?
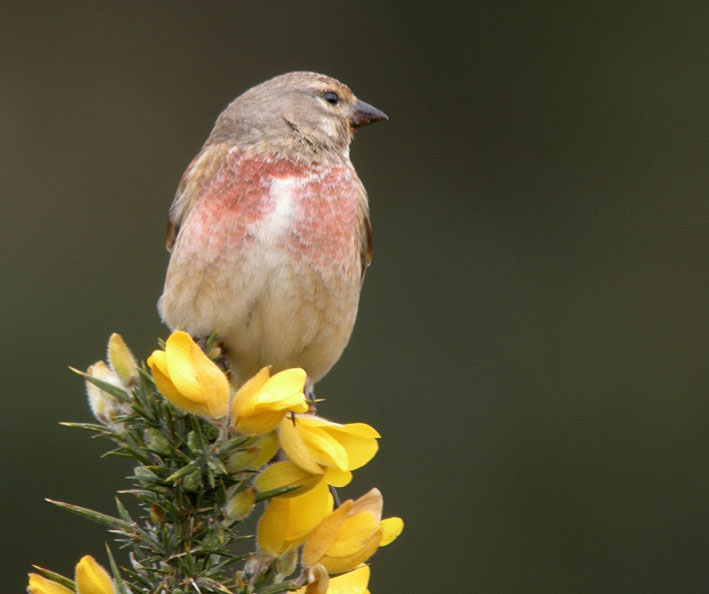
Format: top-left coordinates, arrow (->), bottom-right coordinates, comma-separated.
183,148 -> 365,273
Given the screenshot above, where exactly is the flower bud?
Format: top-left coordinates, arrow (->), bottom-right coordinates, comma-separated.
202,526 -> 227,549
243,554 -> 260,578
150,504 -> 165,526
226,431 -> 279,472
133,466 -> 159,482
150,504 -> 165,525
107,333 -> 137,387
187,430 -> 202,454
275,547 -> 299,581
146,428 -> 171,456
224,488 -> 255,523
207,342 -> 223,360
182,469 -> 202,492
86,361 -> 123,425
75,555 -> 115,594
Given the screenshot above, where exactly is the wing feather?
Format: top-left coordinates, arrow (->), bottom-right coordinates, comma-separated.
165,143 -> 230,251
359,205 -> 372,281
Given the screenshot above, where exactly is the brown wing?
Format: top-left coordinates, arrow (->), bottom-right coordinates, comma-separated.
359,207 -> 373,281
165,143 -> 230,251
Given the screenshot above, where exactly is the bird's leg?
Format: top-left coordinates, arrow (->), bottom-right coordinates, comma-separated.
329,486 -> 342,508
305,378 -> 317,413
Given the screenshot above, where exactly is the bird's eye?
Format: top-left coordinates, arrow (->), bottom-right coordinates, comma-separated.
322,91 -> 340,106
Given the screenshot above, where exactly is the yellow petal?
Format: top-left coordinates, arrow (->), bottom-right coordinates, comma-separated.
166,331 -> 229,419
235,409 -> 288,435
237,369 -> 307,417
279,416 -> 379,478
27,574 -> 73,594
163,332 -> 205,401
302,500 -> 353,567
147,352 -> 178,400
290,414 -> 333,429
259,368 -> 307,400
148,352 -> 211,417
231,366 -> 271,419
348,488 -> 383,521
326,425 -> 379,470
328,565 -> 371,594
331,423 -> 380,439
323,466 -> 352,488
75,555 -> 115,594
279,417 -> 325,474
254,461 -> 323,497
300,426 -> 349,470
192,357 -> 229,420
246,391 -> 308,415
233,414 -> 284,435
197,377 -> 229,419
379,517 -> 404,546
258,480 -> 333,555
321,527 -> 382,574
327,512 -> 379,557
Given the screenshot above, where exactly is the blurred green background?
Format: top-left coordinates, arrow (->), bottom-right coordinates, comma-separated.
2,2 -> 707,592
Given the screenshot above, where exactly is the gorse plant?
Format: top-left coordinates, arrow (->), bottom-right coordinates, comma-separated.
27,332 -> 402,594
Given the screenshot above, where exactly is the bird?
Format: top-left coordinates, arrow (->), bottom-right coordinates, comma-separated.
158,72 -> 387,391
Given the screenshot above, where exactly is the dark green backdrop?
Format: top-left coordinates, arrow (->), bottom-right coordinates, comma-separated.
2,2 -> 707,592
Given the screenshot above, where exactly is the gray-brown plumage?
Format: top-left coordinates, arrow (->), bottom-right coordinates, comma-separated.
158,72 -> 387,388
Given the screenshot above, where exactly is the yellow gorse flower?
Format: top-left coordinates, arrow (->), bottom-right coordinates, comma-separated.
27,574 -> 73,594
257,479 -> 334,556
75,555 -> 115,594
147,331 -> 229,421
302,488 -> 403,574
278,414 -> 380,487
230,366 -> 308,435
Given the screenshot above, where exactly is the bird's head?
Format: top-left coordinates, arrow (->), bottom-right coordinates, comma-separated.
208,71 -> 387,160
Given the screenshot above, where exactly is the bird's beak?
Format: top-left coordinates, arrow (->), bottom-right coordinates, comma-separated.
351,99 -> 388,127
